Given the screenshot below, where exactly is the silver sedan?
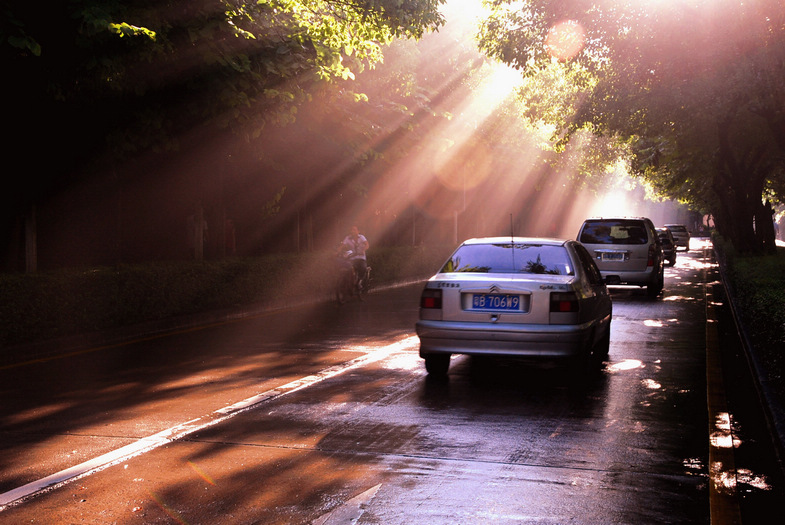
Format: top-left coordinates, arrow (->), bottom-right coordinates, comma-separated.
416,237 -> 612,376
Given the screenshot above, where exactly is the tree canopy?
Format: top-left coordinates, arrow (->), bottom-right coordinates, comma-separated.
479,0 -> 785,252
2,0 -> 448,267
2,0 -> 445,198
4,0 -> 784,270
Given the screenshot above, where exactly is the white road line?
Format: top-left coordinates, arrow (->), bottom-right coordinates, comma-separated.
0,336 -> 419,510
312,483 -> 382,524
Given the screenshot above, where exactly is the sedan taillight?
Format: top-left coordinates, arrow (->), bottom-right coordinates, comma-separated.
550,292 -> 579,313
421,288 -> 443,309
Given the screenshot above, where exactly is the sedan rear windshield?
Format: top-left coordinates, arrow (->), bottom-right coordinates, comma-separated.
579,220 -> 649,245
440,244 -> 574,275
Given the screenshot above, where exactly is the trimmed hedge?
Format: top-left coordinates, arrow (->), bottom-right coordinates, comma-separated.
0,245 -> 455,348
714,236 -> 785,407
716,238 -> 785,350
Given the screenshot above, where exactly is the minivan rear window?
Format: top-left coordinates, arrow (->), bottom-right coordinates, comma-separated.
580,220 -> 648,245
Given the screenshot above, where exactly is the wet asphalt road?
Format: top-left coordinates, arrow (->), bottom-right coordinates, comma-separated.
0,240 -> 781,523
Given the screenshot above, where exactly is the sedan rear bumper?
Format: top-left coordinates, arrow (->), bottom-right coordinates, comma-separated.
416,319 -> 602,359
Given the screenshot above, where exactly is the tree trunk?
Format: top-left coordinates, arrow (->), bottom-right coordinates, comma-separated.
712,164 -> 756,252
714,118 -> 769,253
754,200 -> 777,255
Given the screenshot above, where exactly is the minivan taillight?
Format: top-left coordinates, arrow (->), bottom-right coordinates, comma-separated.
647,244 -> 657,267
550,292 -> 579,313
420,289 -> 442,309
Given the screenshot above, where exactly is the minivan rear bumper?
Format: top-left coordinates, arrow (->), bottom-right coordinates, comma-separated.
599,265 -> 658,287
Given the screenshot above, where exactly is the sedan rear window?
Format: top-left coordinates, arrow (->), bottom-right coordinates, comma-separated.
440,244 -> 574,275
579,220 -> 648,245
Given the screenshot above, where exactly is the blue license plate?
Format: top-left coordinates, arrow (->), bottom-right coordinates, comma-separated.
471,294 -> 521,311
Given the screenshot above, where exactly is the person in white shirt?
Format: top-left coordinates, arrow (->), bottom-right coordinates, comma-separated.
341,225 -> 369,288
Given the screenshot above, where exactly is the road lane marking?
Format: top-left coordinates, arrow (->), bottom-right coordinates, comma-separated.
0,336 -> 419,511
312,483 -> 382,524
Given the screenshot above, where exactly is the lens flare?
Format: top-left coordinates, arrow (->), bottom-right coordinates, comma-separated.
545,20 -> 586,61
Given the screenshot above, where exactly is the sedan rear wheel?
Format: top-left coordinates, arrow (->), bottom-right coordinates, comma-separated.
590,327 -> 611,368
570,328 -> 609,376
593,326 -> 611,362
424,354 -> 450,377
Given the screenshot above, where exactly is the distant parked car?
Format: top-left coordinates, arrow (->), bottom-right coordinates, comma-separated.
656,227 -> 677,266
577,217 -> 664,297
415,237 -> 612,377
665,224 -> 690,251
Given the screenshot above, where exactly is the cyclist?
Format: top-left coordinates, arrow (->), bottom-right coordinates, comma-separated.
340,225 -> 369,290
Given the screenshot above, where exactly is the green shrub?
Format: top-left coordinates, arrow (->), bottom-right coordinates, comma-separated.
723,244 -> 785,349
714,235 -> 785,391
0,245 -> 455,348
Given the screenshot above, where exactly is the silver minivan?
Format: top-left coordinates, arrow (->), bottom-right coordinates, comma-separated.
577,217 -> 664,297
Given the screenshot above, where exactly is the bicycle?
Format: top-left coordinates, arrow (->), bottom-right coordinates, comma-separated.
335,254 -> 371,304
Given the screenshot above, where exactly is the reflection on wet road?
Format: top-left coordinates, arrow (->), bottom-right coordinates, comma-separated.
0,240 -> 778,523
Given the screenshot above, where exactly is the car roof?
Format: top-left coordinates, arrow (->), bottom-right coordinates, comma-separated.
583,217 -> 651,221
459,237 -> 570,246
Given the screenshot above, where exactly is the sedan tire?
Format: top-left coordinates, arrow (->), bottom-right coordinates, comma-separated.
424,354 -> 450,377
594,326 -> 611,360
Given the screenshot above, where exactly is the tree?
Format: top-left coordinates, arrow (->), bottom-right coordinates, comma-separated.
478,0 -> 785,253
1,0 -> 446,269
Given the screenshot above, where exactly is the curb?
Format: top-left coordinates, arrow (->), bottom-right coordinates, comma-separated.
704,246 -> 742,525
